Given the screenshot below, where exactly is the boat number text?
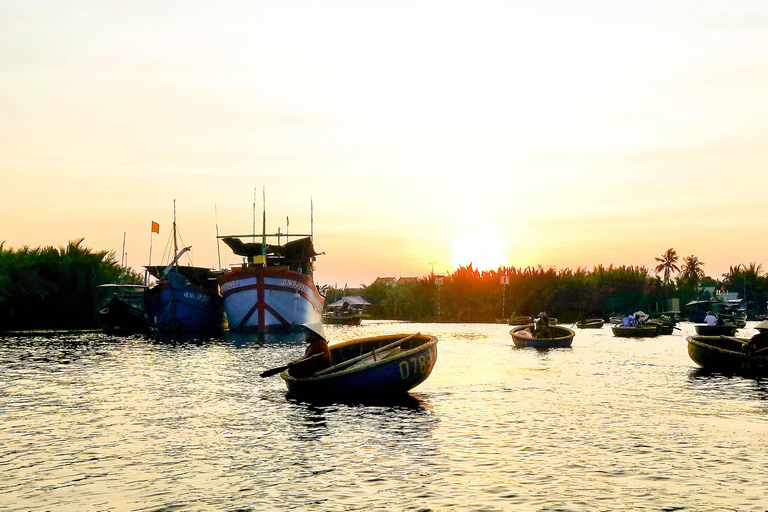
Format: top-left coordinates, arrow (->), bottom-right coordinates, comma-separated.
399,355 -> 431,380
282,279 -> 309,294
182,291 -> 211,303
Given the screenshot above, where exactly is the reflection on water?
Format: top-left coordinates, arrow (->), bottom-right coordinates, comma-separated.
1,321 -> 767,510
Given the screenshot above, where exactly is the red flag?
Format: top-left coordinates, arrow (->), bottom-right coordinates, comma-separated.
151,221 -> 160,234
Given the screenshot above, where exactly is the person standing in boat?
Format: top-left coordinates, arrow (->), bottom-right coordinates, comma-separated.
743,320 -> 768,354
705,311 -> 718,326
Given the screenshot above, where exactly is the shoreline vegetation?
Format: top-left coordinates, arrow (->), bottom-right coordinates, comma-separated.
1,241 -> 765,331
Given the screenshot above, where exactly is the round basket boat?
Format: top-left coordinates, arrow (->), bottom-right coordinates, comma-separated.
510,324 -> 575,348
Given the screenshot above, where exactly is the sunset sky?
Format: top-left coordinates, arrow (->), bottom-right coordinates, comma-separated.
3,1 -> 768,287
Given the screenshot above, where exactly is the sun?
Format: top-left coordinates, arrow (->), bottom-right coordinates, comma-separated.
450,231 -> 507,271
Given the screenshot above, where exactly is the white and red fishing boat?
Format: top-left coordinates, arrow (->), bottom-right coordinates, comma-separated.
218,195 -> 324,334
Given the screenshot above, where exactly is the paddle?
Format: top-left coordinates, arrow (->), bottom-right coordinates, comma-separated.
260,353 -> 325,378
313,333 -> 419,376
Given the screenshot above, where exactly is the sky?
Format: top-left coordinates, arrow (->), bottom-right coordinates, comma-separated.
2,0 -> 768,287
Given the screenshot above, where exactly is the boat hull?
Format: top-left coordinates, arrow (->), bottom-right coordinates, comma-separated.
97,296 -> 151,335
144,273 -> 222,336
322,313 -> 364,325
687,336 -> 768,375
219,266 -> 323,333
611,325 -> 659,338
510,325 -> 575,348
281,333 -> 438,401
694,324 -> 738,336
577,319 -> 604,329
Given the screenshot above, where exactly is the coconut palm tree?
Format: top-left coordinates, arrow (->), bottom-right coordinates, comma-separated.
654,248 -> 680,284
680,255 -> 705,280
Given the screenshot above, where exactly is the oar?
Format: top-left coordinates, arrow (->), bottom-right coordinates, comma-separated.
314,333 -> 419,376
260,353 -> 325,378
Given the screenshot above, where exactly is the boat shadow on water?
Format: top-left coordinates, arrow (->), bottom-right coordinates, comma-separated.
286,391 -> 432,409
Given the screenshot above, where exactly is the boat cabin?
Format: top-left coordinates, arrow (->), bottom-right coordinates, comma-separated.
221,236 -> 319,276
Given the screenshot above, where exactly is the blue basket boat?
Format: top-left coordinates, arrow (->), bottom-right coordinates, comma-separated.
280,333 -> 438,401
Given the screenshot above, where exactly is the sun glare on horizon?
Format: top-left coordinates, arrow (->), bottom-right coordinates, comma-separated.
450,231 -> 507,272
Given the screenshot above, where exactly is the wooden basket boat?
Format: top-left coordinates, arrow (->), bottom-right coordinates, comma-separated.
646,319 -> 674,335
281,333 -> 438,401
687,335 -> 768,375
577,319 -> 604,329
611,325 -> 659,338
694,324 -> 737,336
510,324 -> 575,348
508,315 -> 532,326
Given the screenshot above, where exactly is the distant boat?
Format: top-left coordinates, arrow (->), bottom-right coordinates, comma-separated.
96,284 -> 151,335
280,333 -> 438,401
646,319 -> 674,335
611,325 -> 659,338
688,335 -> 768,375
510,324 -> 575,348
144,211 -> 222,337
322,311 -> 365,325
577,318 -> 604,329
322,296 -> 370,325
694,324 -> 738,336
508,315 -> 532,325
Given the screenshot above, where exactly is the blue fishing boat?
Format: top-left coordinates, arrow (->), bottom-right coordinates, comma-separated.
144,208 -> 222,337
510,324 -> 575,348
280,333 -> 438,401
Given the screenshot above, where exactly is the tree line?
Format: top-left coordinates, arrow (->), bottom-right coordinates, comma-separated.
354,249 -> 768,323
2,241 -> 766,330
0,239 -> 139,331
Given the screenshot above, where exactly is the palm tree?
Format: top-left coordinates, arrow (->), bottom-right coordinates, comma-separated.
654,248 -> 680,284
680,255 -> 705,280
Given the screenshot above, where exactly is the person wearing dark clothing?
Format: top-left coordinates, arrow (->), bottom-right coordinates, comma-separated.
288,326 -> 332,377
744,320 -> 768,354
534,312 -> 552,338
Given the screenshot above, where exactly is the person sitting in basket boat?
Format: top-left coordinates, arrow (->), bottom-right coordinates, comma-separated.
533,311 -> 552,338
289,324 -> 332,377
743,320 -> 768,354
705,311 -> 718,326
622,314 -> 634,328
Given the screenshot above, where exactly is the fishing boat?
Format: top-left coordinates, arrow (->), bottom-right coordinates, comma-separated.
577,318 -> 604,329
322,310 -> 365,325
687,335 -> 768,375
322,296 -> 370,325
510,324 -> 575,348
694,324 -> 738,336
96,284 -> 151,335
218,195 -> 324,334
280,333 -> 438,400
611,325 -> 659,338
144,209 -> 222,337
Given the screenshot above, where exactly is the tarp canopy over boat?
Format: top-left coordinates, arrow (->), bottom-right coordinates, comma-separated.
145,265 -> 220,284
222,236 -> 319,270
327,296 -> 371,308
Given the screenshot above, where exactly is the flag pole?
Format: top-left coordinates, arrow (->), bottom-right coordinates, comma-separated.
147,225 -> 154,286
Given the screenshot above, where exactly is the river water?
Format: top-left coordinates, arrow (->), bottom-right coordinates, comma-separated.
1,320 -> 767,511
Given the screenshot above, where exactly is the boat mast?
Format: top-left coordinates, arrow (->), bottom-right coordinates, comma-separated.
172,199 -> 178,267
215,203 -> 221,270
261,187 -> 267,262
171,200 -> 178,333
